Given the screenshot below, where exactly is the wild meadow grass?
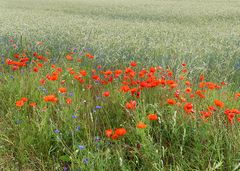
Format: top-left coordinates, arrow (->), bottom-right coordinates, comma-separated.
0,0 -> 240,170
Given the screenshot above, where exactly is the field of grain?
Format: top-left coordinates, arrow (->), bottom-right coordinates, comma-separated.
0,0 -> 240,170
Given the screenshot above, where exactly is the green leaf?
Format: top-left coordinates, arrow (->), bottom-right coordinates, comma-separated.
59,155 -> 71,162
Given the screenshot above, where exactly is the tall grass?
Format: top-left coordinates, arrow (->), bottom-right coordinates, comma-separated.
0,0 -> 240,170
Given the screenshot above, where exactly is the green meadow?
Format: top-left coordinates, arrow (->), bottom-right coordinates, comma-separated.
0,0 -> 240,170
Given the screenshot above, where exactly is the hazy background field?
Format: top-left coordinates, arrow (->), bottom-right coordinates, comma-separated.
0,0 -> 240,87
1,0 -> 240,170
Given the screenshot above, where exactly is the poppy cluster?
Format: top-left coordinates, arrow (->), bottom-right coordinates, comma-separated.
16,97 -> 28,107
16,97 -> 37,108
105,128 -> 127,140
8,49 -> 239,142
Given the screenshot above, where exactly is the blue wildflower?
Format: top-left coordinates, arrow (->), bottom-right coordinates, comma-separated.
72,115 -> 77,119
95,106 -> 102,109
54,129 -> 60,133
63,166 -> 69,171
1,54 -> 4,64
83,158 -> 89,165
78,145 -> 85,150
76,126 -> 81,131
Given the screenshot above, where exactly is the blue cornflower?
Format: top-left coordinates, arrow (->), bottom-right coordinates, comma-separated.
63,166 -> 69,171
83,158 -> 89,165
76,126 -> 81,131
1,54 -> 4,64
78,145 -> 85,150
54,129 -> 60,133
95,106 -> 102,109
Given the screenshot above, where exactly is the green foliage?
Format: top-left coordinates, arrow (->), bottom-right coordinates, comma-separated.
0,0 -> 240,170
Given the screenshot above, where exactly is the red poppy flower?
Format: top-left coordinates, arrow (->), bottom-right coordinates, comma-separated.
21,97 -> 28,102
185,81 -> 191,86
235,93 -> 240,100
16,100 -> 24,107
103,70 -> 113,75
182,68 -> 187,73
200,111 -> 212,118
208,106 -> 216,111
147,114 -> 158,121
103,91 -> 110,97
125,100 -> 137,110
86,53 -> 94,59
179,75 -> 184,80
58,87 -> 67,94
105,129 -> 113,138
80,70 -> 87,76
111,133 -> 119,140
120,85 -> 130,92
33,66 -> 39,72
39,79 -> 46,85
137,122 -> 147,129
66,98 -> 72,104
29,102 -> 37,108
167,99 -> 176,105
92,75 -> 100,81
115,128 -> 127,136
66,55 -> 73,61
14,54 -> 19,58
115,70 -> 122,76
44,95 -> 58,103
183,103 -> 193,113
214,99 -> 224,108
130,61 -> 137,67
200,74 -> 204,81
185,87 -> 192,93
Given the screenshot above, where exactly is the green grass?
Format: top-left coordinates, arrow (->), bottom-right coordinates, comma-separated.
0,0 -> 240,170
